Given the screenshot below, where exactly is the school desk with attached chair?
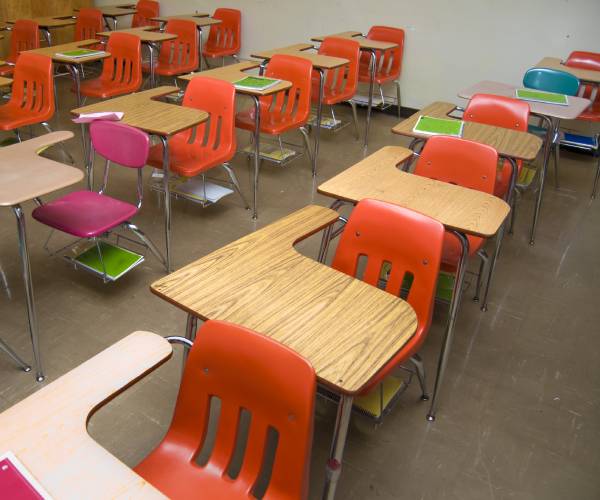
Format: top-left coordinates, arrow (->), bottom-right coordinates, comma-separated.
6,15 -> 76,47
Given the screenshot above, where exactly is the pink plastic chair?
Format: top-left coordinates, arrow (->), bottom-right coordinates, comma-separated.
32,121 -> 167,279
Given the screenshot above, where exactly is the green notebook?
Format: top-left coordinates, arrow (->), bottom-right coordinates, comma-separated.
413,115 -> 464,137
55,49 -> 106,59
516,88 -> 569,106
74,242 -> 144,281
233,76 -> 280,91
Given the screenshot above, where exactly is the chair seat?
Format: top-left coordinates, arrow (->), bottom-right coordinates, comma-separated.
528,124 -> 547,136
0,102 -> 50,130
78,77 -> 139,99
311,76 -> 354,105
236,106 -> 306,136
147,134 -> 233,177
142,60 -> 197,77
136,450 -> 253,500
203,46 -> 237,58
32,191 -> 137,238
358,62 -> 398,85
441,232 -> 484,271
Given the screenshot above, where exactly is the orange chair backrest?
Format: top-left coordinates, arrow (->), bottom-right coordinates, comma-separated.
9,52 -> 54,122
566,51 -> 600,104
319,36 -> 360,97
165,320 -> 316,498
181,76 -> 236,158
332,199 -> 444,341
365,25 -> 405,79
262,54 -> 313,125
132,0 -> 160,28
75,8 -> 104,41
8,20 -> 40,63
100,32 -> 142,89
206,8 -> 241,53
464,93 -> 530,132
414,135 -> 497,194
158,19 -> 198,68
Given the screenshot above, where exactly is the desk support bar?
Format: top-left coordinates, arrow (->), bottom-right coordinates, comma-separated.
0,336 -> 31,373
159,136 -> 172,271
529,114 -> 554,245
427,230 -> 469,421
322,394 -> 353,500
313,68 -> 326,177
251,95 -> 261,219
13,205 -> 44,382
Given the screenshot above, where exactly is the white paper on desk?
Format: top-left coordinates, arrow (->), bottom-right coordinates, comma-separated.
72,112 -> 124,124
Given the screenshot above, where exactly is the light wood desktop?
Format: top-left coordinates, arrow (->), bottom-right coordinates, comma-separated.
312,31 -> 399,149
251,44 -> 349,181
535,57 -> 600,84
0,331 -> 171,499
75,6 -> 137,31
393,101 -> 542,161
180,61 -> 292,220
72,87 -> 209,272
457,80 -> 592,244
0,132 -> 83,382
151,204 -> 418,499
27,39 -> 111,106
97,26 -> 176,86
318,145 -> 510,425
7,15 -> 76,46
0,75 -> 11,87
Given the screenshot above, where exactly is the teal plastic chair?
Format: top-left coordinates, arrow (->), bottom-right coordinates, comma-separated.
522,68 -> 581,188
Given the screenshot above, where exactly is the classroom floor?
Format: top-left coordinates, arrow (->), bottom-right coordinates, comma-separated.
1,77 -> 599,500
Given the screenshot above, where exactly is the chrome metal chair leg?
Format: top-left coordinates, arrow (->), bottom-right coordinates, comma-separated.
395,80 -> 402,118
14,129 -> 22,143
0,336 -> 31,372
592,156 -> 600,199
509,191 -> 519,235
553,143 -> 560,189
473,249 -> 489,302
349,100 -> 360,141
41,122 -> 75,164
232,54 -> 240,62
410,354 -> 429,401
299,126 -> 313,165
125,222 -> 168,272
222,163 -> 250,210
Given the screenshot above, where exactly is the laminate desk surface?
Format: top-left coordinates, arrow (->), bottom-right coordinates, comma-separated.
72,86 -> 209,136
76,6 -> 137,17
536,57 -> 600,84
28,39 -> 111,64
151,204 -> 418,394
0,76 -> 10,87
0,132 -> 83,207
252,44 -> 348,70
7,16 -> 76,28
98,26 -> 176,42
392,101 -> 543,161
458,80 -> 591,120
318,146 -> 510,238
0,331 -> 171,499
311,31 -> 397,51
151,13 -> 210,21
152,15 -> 221,28
179,61 -> 292,96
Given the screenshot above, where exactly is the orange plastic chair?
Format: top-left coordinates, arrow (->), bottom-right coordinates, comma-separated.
566,50 -> 600,120
131,0 -> 160,28
236,54 -> 313,160
203,8 -> 241,64
357,26 -> 405,116
74,8 -> 104,42
147,76 -> 248,208
332,199 -> 444,401
414,136 -> 498,300
78,32 -> 142,99
143,19 -> 198,77
135,320 -> 316,500
312,36 -> 361,139
0,20 -> 40,77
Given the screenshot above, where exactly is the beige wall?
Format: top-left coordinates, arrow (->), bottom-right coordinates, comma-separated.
96,0 -> 600,109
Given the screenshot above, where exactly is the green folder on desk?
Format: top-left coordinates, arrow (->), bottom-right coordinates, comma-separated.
233,76 -> 280,91
515,88 -> 569,106
413,115 -> 464,137
55,49 -> 106,59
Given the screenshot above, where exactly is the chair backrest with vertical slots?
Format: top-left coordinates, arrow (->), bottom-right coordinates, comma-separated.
100,32 -> 142,90
136,320 -> 316,499
332,199 -> 444,340
132,0 -> 160,28
205,8 -> 241,55
362,25 -> 404,81
7,20 -> 40,63
318,36 -> 360,101
9,52 -> 54,122
75,8 -> 104,41
565,51 -> 600,104
158,19 -> 198,70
